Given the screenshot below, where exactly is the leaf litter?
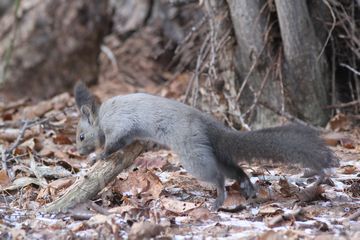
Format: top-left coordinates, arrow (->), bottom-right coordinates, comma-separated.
0,91 -> 359,239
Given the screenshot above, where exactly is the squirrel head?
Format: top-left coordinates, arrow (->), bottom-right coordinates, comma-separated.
74,82 -> 100,156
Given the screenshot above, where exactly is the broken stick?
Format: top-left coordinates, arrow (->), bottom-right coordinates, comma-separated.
43,142 -> 144,213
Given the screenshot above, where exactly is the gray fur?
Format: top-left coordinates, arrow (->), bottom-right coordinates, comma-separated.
74,84 -> 339,210
74,82 -> 103,155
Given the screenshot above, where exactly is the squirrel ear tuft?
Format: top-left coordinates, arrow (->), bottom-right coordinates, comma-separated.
74,82 -> 93,109
74,82 -> 100,121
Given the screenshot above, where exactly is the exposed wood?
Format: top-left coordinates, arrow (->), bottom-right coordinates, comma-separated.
43,142 -> 144,213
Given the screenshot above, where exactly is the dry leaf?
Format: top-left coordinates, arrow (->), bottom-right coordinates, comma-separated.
87,214 -> 112,227
347,182 -> 360,198
341,165 -> 358,174
188,207 -> 213,221
278,178 -> 299,197
22,100 -> 53,119
20,137 -> 43,151
128,221 -> 163,240
326,113 -> 351,131
296,184 -> 324,202
0,169 -> 10,187
113,170 -> 163,199
134,153 -> 169,169
340,138 -> 355,149
1,177 -> 44,191
29,151 -> 48,186
38,148 -> 55,158
48,178 -> 75,190
0,98 -> 29,113
53,134 -> 72,145
10,229 -> 27,240
34,165 -> 73,178
222,192 -> 246,208
161,196 -> 199,213
51,92 -> 71,110
0,128 -> 33,141
321,132 -> 346,146
259,230 -> 287,240
259,204 -> 283,216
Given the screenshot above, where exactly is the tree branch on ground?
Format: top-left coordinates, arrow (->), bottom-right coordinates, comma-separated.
43,142 -> 145,213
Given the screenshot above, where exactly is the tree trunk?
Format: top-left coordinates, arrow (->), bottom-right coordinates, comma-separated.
225,0 -> 330,127
0,0 -> 110,100
0,0 -> 12,17
275,0 -> 330,125
226,0 -> 283,128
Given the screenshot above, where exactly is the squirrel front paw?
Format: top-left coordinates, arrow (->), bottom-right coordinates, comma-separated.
98,152 -> 109,160
239,180 -> 256,199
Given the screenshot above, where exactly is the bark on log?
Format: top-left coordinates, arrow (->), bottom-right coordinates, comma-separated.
43,142 -> 144,213
275,0 -> 330,125
0,0 -> 109,100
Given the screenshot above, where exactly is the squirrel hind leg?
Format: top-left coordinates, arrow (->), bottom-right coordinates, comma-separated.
211,175 -> 226,211
179,148 -> 226,210
208,175 -> 226,212
218,161 -> 256,199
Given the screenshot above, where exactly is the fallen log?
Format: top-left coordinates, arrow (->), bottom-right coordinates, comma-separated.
43,142 -> 144,213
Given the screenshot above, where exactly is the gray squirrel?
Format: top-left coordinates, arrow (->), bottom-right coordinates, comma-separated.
74,82 -> 339,210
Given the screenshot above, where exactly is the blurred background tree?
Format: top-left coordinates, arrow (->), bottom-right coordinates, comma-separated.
0,0 -> 358,128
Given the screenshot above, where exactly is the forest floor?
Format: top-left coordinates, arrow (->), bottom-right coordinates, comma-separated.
0,80 -> 359,240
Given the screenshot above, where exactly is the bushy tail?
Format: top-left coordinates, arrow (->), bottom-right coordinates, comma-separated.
206,122 -> 339,174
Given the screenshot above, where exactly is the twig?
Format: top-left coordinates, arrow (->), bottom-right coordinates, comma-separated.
1,149 -> 14,181
174,15 -> 208,55
268,208 -> 303,227
5,153 -> 29,162
100,45 -> 118,71
184,34 -> 210,104
275,47 -> 285,113
5,120 -> 29,156
235,57 -> 258,102
317,0 -> 336,61
340,63 -> 360,76
235,45 -> 267,103
323,100 -> 360,109
330,37 -> 337,114
242,65 -> 272,118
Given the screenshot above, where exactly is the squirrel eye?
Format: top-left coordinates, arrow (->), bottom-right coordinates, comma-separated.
79,133 -> 85,141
